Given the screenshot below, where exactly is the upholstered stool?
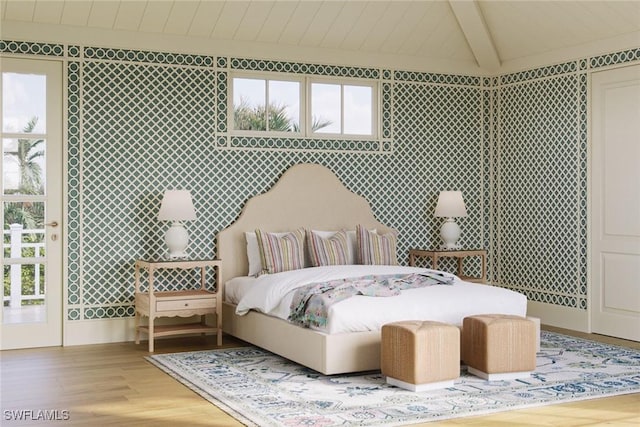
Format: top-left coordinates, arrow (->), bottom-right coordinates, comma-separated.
527,316 -> 541,352
462,314 -> 536,381
381,320 -> 460,391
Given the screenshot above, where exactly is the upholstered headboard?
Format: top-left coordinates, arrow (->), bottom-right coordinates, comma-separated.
217,163 -> 392,285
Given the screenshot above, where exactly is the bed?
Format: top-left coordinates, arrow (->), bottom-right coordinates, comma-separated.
218,163 -> 527,375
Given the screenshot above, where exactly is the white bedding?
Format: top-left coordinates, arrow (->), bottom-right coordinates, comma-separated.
226,265 -> 527,334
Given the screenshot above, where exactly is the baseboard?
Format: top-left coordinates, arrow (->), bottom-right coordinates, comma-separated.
527,301 -> 588,333
63,315 -> 210,346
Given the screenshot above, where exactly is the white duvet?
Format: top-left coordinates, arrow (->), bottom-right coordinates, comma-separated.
226,265 -> 527,334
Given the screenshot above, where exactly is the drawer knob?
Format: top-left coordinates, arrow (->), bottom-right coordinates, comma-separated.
184,303 -> 189,307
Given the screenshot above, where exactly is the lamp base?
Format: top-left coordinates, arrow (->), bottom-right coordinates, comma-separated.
167,252 -> 189,260
440,243 -> 463,250
440,218 -> 462,250
164,222 -> 190,260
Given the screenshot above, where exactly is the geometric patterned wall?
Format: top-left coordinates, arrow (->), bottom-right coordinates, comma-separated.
1,39 -> 638,321
64,44 -> 486,321
492,48 -> 640,311
495,71 -> 584,309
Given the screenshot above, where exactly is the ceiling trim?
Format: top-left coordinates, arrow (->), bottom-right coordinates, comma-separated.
499,30 -> 640,75
449,0 -> 501,72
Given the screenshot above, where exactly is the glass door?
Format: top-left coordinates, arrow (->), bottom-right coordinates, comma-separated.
1,57 -> 63,349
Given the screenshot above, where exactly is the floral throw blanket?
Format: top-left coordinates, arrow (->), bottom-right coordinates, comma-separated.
288,272 -> 454,329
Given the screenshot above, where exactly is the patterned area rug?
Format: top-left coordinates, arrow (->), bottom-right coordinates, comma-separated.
147,331 -> 640,426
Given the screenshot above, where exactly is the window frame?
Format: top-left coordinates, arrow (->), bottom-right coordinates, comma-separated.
229,71 -> 379,140
229,72 -> 305,138
307,77 -> 378,139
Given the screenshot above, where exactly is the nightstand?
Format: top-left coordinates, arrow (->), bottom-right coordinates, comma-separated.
409,249 -> 487,283
134,259 -> 222,352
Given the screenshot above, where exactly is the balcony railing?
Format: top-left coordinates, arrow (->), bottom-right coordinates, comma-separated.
3,224 -> 45,308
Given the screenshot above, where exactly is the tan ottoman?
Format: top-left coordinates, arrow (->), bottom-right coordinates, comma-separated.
381,320 -> 460,391
527,316 -> 541,352
462,314 -> 536,380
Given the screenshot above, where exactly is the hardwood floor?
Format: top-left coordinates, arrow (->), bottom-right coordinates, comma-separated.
1,327 -> 638,426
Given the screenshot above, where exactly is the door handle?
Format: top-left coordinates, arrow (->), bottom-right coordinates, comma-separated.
44,221 -> 59,227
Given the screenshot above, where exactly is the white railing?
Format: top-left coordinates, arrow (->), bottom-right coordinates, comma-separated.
3,224 -> 45,308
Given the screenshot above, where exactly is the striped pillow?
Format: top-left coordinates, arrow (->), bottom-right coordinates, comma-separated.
255,229 -> 305,275
306,229 -> 349,267
356,224 -> 398,265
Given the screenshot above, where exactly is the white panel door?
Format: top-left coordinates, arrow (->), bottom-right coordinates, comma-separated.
591,64 -> 640,342
1,58 -> 63,349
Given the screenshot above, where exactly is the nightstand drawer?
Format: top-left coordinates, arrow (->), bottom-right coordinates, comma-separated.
156,298 -> 215,312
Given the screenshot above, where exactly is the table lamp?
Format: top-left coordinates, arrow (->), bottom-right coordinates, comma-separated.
158,190 -> 196,259
434,190 -> 467,250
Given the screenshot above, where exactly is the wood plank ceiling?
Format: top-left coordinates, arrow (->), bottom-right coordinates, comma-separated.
2,0 -> 640,71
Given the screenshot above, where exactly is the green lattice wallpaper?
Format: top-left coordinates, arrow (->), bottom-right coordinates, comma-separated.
2,39 -> 638,321
496,74 -> 583,308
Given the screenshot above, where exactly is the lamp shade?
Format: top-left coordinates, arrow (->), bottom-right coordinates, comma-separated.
158,190 -> 196,221
434,191 -> 468,218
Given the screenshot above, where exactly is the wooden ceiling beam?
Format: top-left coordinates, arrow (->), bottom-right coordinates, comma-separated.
449,0 -> 501,72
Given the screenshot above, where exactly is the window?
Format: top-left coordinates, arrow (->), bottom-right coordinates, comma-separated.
310,81 -> 374,136
232,76 -> 302,134
230,73 -> 377,138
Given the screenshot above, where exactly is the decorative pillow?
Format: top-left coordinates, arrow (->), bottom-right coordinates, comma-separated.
310,229 -> 375,264
246,230 -> 302,276
356,224 -> 398,265
255,228 -> 306,275
245,232 -> 262,276
306,229 -> 349,267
